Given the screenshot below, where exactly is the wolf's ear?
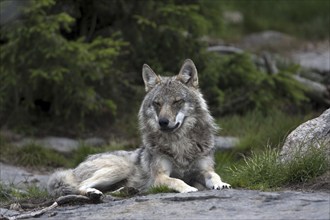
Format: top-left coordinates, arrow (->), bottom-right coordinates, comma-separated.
142,64 -> 161,92
177,59 -> 198,88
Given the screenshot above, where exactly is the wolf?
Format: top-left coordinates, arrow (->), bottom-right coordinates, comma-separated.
47,59 -> 231,199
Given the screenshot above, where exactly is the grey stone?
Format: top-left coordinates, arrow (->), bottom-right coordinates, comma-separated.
39,137 -> 80,153
12,137 -> 79,153
83,137 -> 106,147
290,41 -> 330,73
11,136 -> 107,153
0,162 -> 49,189
292,50 -> 330,73
280,108 -> 330,162
5,189 -> 328,220
214,136 -> 239,150
0,208 -> 20,218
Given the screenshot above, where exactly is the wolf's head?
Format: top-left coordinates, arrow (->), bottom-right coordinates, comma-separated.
139,59 -> 213,135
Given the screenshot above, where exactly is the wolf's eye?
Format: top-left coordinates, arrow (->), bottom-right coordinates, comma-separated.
153,101 -> 161,108
173,99 -> 184,105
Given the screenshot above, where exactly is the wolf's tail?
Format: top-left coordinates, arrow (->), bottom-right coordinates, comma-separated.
47,169 -> 80,196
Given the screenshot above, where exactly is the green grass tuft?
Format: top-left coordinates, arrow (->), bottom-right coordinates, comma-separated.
0,182 -> 49,205
224,144 -> 329,190
283,144 -> 329,184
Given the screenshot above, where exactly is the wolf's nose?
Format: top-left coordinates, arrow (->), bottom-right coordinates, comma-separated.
159,118 -> 169,128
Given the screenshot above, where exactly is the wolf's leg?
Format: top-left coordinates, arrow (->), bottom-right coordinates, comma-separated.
203,171 -> 231,190
154,174 -> 198,193
197,158 -> 231,190
78,167 -> 129,199
152,158 -> 197,193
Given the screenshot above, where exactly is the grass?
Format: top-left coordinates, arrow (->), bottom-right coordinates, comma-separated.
0,182 -> 49,206
224,144 -> 329,190
218,109 -> 313,151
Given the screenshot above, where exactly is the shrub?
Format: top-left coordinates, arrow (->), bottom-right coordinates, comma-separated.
0,0 -> 124,131
202,53 -> 307,115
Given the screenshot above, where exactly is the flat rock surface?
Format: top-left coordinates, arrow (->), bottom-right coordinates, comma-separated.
8,189 -> 327,220
0,162 -> 49,189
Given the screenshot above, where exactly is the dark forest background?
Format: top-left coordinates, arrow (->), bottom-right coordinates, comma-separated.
1,0 -> 329,138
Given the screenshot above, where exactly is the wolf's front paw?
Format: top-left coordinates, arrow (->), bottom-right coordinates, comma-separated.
86,188 -> 104,200
212,181 -> 231,190
205,174 -> 231,190
180,186 -> 198,193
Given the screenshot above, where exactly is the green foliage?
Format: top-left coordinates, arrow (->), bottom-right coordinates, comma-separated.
225,0 -> 330,39
106,0 -> 223,73
202,53 -> 307,115
0,0 -> 225,133
0,0 -> 124,130
0,0 -> 316,136
226,145 -> 329,190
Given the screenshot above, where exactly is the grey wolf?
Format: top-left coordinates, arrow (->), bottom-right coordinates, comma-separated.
47,59 -> 231,199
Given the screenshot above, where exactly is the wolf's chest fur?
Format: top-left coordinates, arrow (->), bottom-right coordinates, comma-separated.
152,135 -> 210,168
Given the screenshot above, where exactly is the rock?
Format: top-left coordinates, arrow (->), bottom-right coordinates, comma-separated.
11,136 -> 107,153
207,45 -> 244,54
280,108 -> 330,162
0,208 -> 20,218
40,137 -> 80,153
214,136 -> 239,150
3,189 -> 328,219
12,137 -> 79,153
292,50 -> 330,73
0,162 -> 49,189
84,137 -> 106,147
290,40 -> 330,73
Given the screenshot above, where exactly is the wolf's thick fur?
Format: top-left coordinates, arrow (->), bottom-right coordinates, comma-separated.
47,59 -> 230,198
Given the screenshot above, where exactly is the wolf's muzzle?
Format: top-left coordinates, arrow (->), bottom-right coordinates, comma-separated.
159,118 -> 180,132
159,118 -> 169,128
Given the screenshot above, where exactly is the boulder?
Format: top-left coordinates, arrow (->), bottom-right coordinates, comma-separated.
280,108 -> 330,162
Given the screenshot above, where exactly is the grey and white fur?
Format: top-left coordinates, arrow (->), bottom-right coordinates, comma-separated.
47,59 -> 231,199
